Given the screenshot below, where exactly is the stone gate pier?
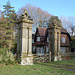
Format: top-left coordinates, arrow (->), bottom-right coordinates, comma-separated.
48,22 -> 62,61
17,10 -> 33,65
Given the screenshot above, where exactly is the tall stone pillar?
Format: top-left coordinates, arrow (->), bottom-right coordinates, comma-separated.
48,33 -> 52,61
48,25 -> 61,61
53,30 -> 58,61
21,26 -> 27,56
17,10 -> 33,65
28,27 -> 33,56
57,32 -> 61,61
57,32 -> 60,53
25,28 -> 28,56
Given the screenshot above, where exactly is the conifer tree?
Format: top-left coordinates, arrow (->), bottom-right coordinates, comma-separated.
48,16 -> 62,27
1,1 -> 17,50
0,15 -> 7,48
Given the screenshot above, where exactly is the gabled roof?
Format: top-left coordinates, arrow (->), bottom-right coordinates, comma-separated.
35,27 -> 47,41
33,27 -> 71,42
61,28 -> 71,41
37,27 -> 46,36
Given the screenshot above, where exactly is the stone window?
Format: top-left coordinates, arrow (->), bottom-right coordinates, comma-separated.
61,37 -> 65,43
37,37 -> 40,41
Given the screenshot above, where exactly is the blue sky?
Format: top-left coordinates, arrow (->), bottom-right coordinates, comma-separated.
0,0 -> 75,17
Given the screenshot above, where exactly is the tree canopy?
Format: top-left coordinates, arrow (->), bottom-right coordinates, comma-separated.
48,16 -> 62,27
0,1 -> 17,50
60,16 -> 75,36
17,4 -> 51,32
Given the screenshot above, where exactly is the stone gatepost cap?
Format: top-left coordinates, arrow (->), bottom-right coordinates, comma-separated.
17,9 -> 33,24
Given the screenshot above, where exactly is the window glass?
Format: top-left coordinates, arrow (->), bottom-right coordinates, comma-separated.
61,37 -> 65,43
33,46 -> 35,53
41,46 -> 44,54
37,47 -> 40,54
46,46 -> 49,53
32,39 -> 34,43
37,37 -> 40,41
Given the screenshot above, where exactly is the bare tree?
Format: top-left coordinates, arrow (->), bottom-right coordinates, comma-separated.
60,16 -> 75,36
68,17 -> 75,36
17,4 -> 51,33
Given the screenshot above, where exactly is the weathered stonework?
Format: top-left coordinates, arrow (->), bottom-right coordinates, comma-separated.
48,25 -> 62,61
17,10 -> 33,65
21,56 -> 33,65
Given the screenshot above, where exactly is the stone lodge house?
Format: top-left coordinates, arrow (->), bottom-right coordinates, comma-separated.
32,27 -> 71,54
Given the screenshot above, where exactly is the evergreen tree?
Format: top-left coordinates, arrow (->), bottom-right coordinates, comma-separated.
0,15 -> 7,48
48,16 -> 62,27
1,1 -> 17,50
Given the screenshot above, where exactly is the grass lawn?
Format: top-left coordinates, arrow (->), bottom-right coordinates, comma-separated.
0,58 -> 75,75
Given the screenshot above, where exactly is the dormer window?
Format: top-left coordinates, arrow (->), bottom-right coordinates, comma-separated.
32,39 -> 34,43
61,37 -> 65,43
37,37 -> 40,41
47,37 -> 49,42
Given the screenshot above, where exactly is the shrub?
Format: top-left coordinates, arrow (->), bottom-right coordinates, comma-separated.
0,48 -> 16,65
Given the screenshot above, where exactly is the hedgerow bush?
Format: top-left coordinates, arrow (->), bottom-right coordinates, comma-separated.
0,48 -> 16,65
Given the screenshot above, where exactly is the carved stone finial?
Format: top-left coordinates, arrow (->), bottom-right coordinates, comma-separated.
53,19 -> 57,26
23,9 -> 28,17
18,9 -> 33,23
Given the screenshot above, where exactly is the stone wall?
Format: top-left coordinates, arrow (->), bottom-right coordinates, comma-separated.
61,52 -> 75,57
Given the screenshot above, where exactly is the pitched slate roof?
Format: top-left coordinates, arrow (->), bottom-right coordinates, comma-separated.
38,27 -> 47,41
33,27 -> 71,42
37,27 -> 68,36
37,27 -> 47,36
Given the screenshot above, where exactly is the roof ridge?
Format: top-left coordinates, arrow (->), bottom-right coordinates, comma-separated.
37,27 -> 46,29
